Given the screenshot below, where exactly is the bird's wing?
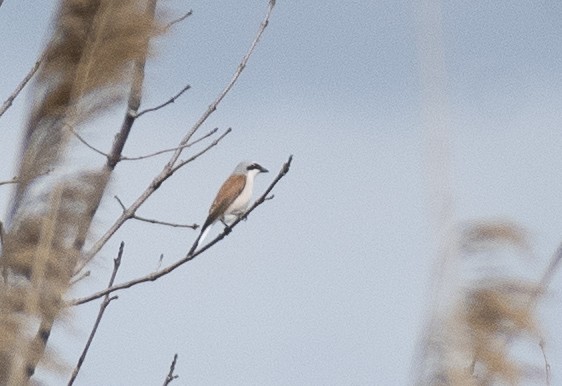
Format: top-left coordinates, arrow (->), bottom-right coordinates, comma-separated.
206,174 -> 246,225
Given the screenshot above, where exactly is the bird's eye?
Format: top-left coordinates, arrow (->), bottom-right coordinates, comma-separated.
247,164 -> 257,170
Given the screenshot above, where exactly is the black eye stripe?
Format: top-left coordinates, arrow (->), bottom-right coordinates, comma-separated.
247,164 -> 259,170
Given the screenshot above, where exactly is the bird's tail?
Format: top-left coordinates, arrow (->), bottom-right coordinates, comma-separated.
189,223 -> 212,255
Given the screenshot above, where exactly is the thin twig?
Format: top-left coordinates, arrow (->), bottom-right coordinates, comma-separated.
169,128 -> 232,174
70,270 -> 91,286
67,124 -> 110,158
120,127 -> 219,161
156,253 -> 164,271
136,84 -> 191,118
162,354 -> 180,386
121,142 -> 193,161
537,243 -> 562,299
179,126 -> 220,149
114,195 -> 198,229
133,216 -> 198,229
166,0 -> 277,162
524,242 -> 562,315
71,124 -> 219,163
539,339 -> 551,386
0,169 -> 52,187
0,177 -> 18,187
74,0 -> 276,275
165,9 -> 193,31
71,155 -> 292,306
67,242 -> 125,385
0,58 -> 42,118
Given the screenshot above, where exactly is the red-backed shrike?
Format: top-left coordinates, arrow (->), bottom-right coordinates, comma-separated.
189,161 -> 268,254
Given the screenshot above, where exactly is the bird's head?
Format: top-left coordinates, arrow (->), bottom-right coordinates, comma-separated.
234,161 -> 269,176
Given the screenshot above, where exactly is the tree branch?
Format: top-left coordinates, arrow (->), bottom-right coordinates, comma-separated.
0,169 -> 52,187
539,339 -> 551,386
71,123 -> 220,163
169,128 -> 232,174
0,176 -> 18,187
537,243 -> 562,297
70,270 -> 91,286
114,195 -> 198,229
0,58 -> 41,118
162,354 -> 179,386
119,127 -> 219,161
71,155 -> 292,306
67,124 -> 110,159
165,9 -> 193,31
67,242 -> 124,386
0,221 -> 4,257
165,0 -> 276,156
135,84 -> 191,118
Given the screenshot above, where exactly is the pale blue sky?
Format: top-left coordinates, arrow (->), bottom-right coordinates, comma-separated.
1,1 -> 562,385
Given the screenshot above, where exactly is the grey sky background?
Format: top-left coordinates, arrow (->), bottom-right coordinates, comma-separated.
1,1 -> 562,385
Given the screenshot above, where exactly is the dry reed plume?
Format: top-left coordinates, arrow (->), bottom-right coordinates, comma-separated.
0,0 -> 162,382
416,221 -> 543,386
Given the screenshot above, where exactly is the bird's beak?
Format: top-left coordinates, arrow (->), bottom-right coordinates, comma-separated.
259,165 -> 269,173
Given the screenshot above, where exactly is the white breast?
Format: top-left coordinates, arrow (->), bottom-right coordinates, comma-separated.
222,170 -> 258,223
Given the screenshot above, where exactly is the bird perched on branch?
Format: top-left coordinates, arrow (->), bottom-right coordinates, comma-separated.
189,161 -> 268,254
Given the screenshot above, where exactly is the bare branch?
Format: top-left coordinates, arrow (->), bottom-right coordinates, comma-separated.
71,155 -> 292,306
66,124 -> 110,159
170,128 -> 232,173
0,169 -> 52,187
136,84 -> 191,118
539,339 -> 551,386
0,176 -> 18,186
120,143 -> 193,161
156,253 -> 165,271
70,270 -> 91,286
114,195 -> 198,229
167,0 -> 277,155
0,58 -> 41,118
71,123 -> 220,163
133,216 -> 198,229
75,0 -> 276,274
537,243 -> 562,297
67,242 -> 125,386
119,127 -> 219,161
165,9 -> 193,31
162,354 -> 180,386
0,221 -> 3,243
183,126 -> 221,147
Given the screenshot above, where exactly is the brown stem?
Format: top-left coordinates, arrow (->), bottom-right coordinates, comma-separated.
67,242 -> 124,385
0,58 -> 42,118
162,354 -> 180,385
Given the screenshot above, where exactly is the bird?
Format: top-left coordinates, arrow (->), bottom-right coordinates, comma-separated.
189,161 -> 269,254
